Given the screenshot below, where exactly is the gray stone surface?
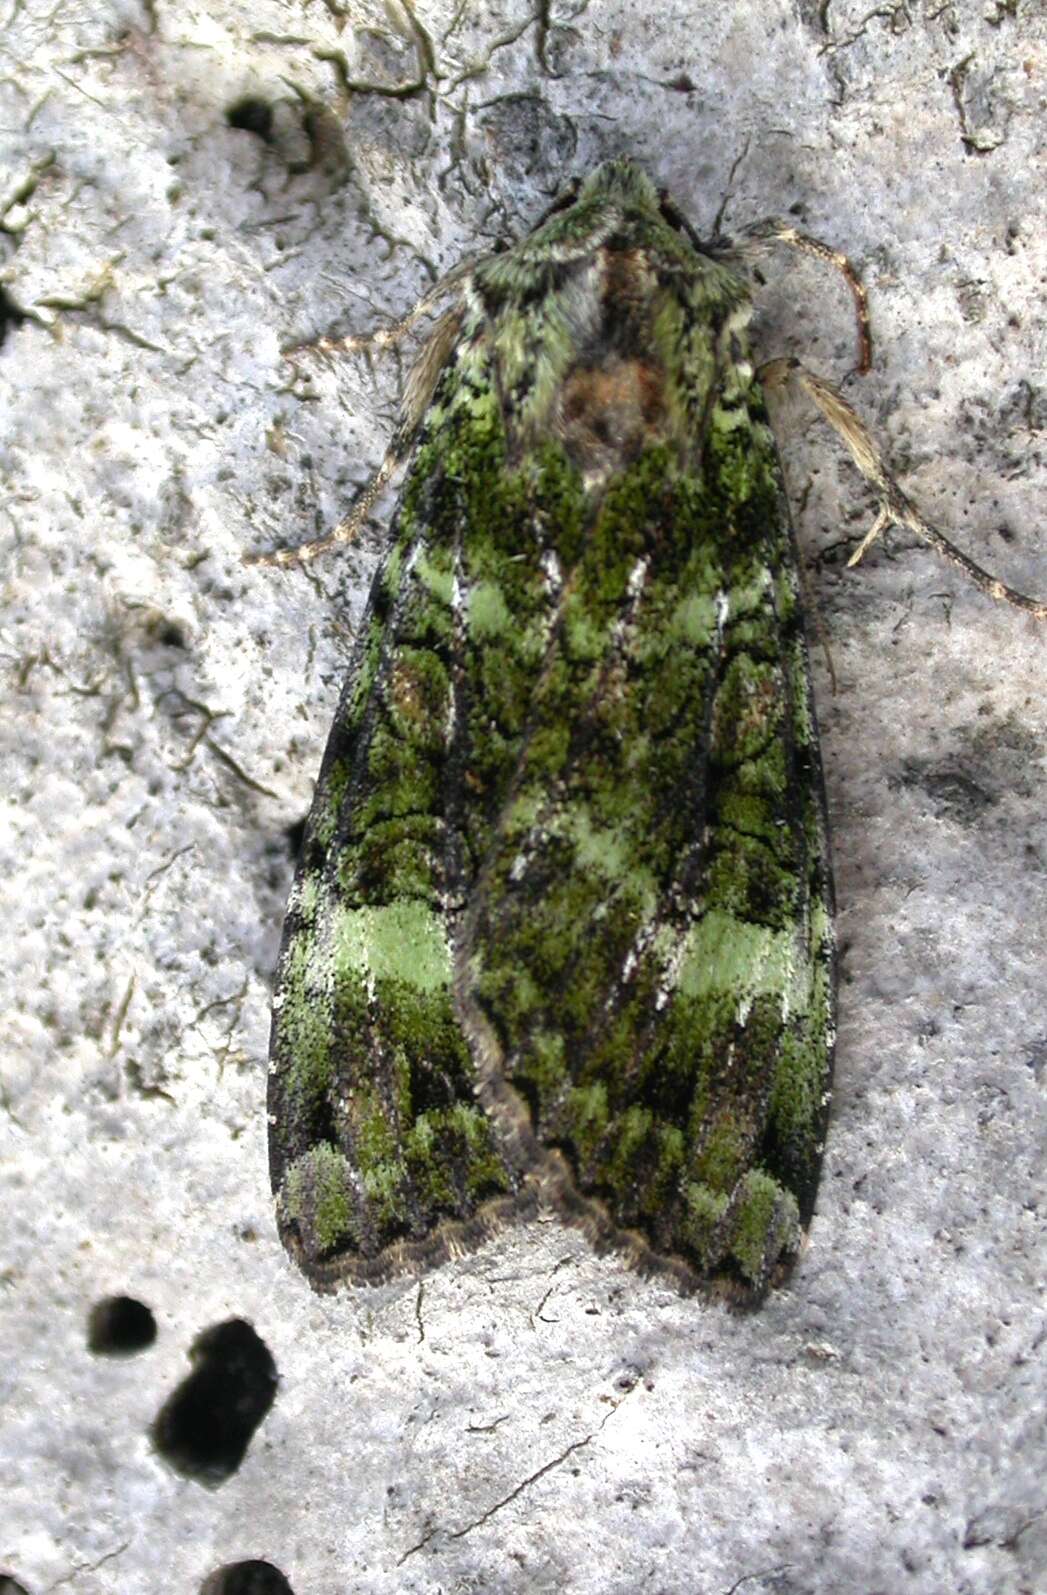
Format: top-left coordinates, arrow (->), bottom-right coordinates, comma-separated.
1,3 -> 1045,1593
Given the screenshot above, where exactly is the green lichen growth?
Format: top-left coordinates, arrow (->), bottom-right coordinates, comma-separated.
682,1184 -> 730,1270
415,547 -> 455,606
731,1172 -> 800,1286
310,757 -> 351,852
285,1144 -> 354,1256
405,1104 -> 510,1212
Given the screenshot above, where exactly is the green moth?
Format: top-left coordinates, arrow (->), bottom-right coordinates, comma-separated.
263,159 -> 1042,1299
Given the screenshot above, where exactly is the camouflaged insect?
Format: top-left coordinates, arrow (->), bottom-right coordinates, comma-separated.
267,159 -> 838,1299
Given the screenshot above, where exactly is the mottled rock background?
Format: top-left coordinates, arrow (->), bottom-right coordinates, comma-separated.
2,4 -> 1044,1593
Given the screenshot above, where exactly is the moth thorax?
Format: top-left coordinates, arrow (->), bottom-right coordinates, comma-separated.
556,354 -> 670,486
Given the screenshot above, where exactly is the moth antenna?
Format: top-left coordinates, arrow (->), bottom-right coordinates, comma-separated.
723,218 -> 872,376
280,255 -> 478,363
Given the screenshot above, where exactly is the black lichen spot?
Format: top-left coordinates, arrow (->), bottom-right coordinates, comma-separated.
897,760 -> 994,826
227,98 -> 275,144
156,620 -> 188,649
0,287 -> 27,348
0,1576 -> 32,1595
151,1319 -> 277,1486
87,1296 -> 158,1355
200,1562 -> 294,1595
284,815 -> 308,863
475,94 -> 577,186
921,767 -> 993,823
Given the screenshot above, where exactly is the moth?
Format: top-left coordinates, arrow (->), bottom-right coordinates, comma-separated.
261,160 -> 1044,1299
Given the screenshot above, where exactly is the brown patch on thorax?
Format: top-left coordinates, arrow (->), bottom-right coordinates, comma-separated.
556,246 -> 675,481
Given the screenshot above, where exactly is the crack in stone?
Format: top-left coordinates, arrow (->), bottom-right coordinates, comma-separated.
397,1383 -> 633,1564
46,1541 -> 131,1592
722,1564 -> 794,1595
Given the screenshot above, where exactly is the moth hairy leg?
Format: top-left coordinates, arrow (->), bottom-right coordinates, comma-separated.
763,356 -> 1047,619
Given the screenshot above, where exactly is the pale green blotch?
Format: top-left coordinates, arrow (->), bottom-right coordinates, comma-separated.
278,933 -> 335,1107
710,396 -> 759,437
669,590 -> 719,647
415,548 -> 455,606
503,786 -> 545,839
564,811 -> 629,880
558,809 -> 659,919
288,871 -> 321,925
450,385 -> 504,456
468,580 -> 512,639
724,566 -> 775,623
677,909 -> 802,1011
381,543 -> 404,603
809,899 -> 832,976
562,601 -> 605,662
767,901 -> 833,1139
332,900 -> 451,992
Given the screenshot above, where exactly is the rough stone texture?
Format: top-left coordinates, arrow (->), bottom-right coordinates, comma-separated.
1,4 -> 1044,1594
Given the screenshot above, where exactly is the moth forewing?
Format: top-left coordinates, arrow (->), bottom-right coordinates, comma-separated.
273,158 -> 995,1300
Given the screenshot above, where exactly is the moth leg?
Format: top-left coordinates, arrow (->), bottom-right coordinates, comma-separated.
246,305 -> 464,568
719,218 -> 871,375
763,356 -> 1047,619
